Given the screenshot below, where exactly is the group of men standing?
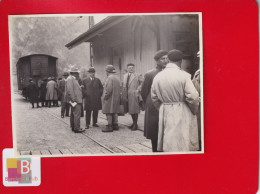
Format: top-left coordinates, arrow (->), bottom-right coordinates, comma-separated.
26,77 -> 64,109
26,48 -> 201,153
141,49 -> 200,153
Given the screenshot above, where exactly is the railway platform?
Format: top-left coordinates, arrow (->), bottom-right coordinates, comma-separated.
12,91 -> 152,156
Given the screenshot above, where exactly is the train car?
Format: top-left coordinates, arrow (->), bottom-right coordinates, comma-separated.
16,54 -> 58,96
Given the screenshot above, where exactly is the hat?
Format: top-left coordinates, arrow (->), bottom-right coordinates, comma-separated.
154,50 -> 168,61
105,65 -> 116,73
127,63 -> 135,67
88,67 -> 95,73
69,67 -> 80,73
63,72 -> 69,76
29,78 -> 33,81
167,49 -> 183,62
47,77 -> 52,81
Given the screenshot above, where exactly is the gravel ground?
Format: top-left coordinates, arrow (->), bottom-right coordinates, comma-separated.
13,91 -> 149,153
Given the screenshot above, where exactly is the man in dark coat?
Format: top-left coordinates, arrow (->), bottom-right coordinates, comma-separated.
140,50 -> 168,152
58,72 -> 70,118
82,67 -> 103,129
102,65 -> 121,132
39,78 -> 47,107
27,78 -> 40,108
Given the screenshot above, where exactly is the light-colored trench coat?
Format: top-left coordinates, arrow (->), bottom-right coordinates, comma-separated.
122,73 -> 143,114
151,63 -> 200,152
102,74 -> 121,114
45,80 -> 58,100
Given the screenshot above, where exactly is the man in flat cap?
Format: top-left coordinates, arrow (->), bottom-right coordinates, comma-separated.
27,78 -> 40,108
122,63 -> 143,131
151,49 -> 200,152
102,65 -> 121,132
82,67 -> 103,129
59,72 -> 70,118
141,50 -> 168,152
66,67 -> 85,133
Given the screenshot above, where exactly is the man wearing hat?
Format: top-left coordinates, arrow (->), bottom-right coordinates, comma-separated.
82,67 -> 103,129
122,63 -> 143,131
58,72 -> 70,118
151,49 -> 200,152
66,67 -> 85,133
141,50 -> 168,152
102,65 -> 121,132
27,78 -> 40,108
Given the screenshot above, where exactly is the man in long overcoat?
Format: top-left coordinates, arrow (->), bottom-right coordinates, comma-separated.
46,77 -> 58,107
141,50 -> 168,152
82,67 -> 103,129
102,65 -> 121,132
122,63 -> 143,131
58,72 -> 70,118
65,68 -> 85,133
39,78 -> 47,107
151,49 -> 200,152
27,78 -> 39,108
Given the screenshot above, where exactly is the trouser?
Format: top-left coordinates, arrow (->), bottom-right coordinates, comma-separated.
151,139 -> 158,152
85,110 -> 98,125
131,114 -> 138,125
70,103 -> 82,131
61,101 -> 70,116
40,100 -> 46,107
31,100 -> 39,108
106,113 -> 118,126
81,104 -> 84,117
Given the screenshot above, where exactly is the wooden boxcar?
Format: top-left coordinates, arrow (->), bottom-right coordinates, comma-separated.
16,54 -> 57,94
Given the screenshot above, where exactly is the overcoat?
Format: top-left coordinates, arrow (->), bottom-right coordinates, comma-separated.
151,63 -> 200,152
82,77 -> 103,111
65,75 -> 83,103
27,81 -> 39,103
122,73 -> 143,114
45,80 -> 58,100
58,79 -> 66,101
39,81 -> 47,100
140,67 -> 162,140
102,74 -> 120,114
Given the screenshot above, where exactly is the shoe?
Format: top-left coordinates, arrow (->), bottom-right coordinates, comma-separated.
93,123 -> 99,127
85,125 -> 89,129
128,123 -> 134,129
112,124 -> 119,131
74,128 -> 85,133
102,125 -> 113,132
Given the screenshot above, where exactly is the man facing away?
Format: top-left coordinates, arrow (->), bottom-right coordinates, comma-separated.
66,67 -> 85,133
102,65 -> 121,132
27,78 -> 39,108
122,63 -> 143,131
59,72 -> 70,118
151,49 -> 200,152
46,77 -> 58,108
141,50 -> 168,152
82,67 -> 103,129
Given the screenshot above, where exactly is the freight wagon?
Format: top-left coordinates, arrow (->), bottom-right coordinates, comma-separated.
16,54 -> 57,96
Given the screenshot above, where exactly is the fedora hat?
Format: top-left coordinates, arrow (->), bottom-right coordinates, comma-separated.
88,67 -> 95,73
105,65 -> 116,73
70,67 -> 80,73
63,72 -> 69,76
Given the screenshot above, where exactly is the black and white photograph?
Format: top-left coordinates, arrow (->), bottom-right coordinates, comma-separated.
10,13 -> 203,156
